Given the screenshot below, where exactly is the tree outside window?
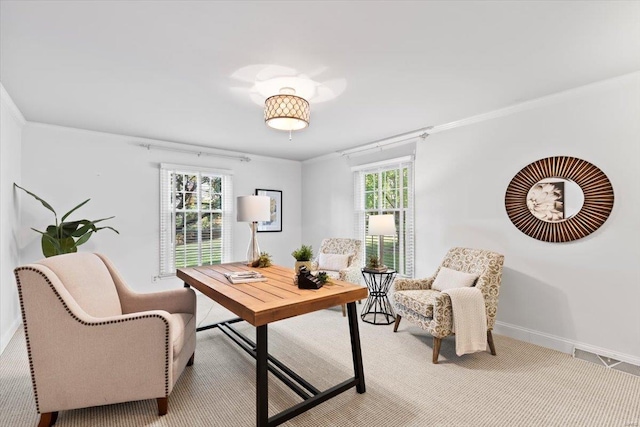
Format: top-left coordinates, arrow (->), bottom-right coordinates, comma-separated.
173,173 -> 223,268
160,165 -> 232,276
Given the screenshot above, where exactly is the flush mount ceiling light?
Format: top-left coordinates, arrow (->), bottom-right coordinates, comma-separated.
264,87 -> 310,140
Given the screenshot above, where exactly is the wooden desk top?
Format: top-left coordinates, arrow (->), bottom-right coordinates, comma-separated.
177,263 -> 368,326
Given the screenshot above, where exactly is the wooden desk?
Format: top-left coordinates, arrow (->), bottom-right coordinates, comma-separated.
177,263 -> 368,427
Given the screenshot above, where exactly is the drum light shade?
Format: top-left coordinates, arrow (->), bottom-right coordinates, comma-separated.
264,93 -> 310,131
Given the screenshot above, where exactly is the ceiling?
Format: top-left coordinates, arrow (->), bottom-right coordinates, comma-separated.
1,1 -> 639,161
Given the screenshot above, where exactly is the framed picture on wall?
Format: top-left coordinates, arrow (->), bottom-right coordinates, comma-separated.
255,189 -> 282,232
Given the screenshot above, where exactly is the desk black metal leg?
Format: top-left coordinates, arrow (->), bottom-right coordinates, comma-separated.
347,302 -> 366,394
256,325 -> 268,427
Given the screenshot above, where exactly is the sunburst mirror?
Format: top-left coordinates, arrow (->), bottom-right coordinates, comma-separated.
505,156 -> 614,242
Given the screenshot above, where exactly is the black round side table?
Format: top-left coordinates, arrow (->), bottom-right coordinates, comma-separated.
360,268 -> 396,325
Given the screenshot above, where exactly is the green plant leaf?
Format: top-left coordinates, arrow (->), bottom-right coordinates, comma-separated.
32,227 -> 56,238
34,230 -> 62,257
59,237 -> 77,253
292,244 -> 313,261
44,225 -> 58,236
91,216 -> 116,224
41,235 -> 59,257
60,199 -> 91,222
94,225 -> 120,234
14,184 -> 57,217
64,220 -> 96,237
61,220 -> 87,237
44,224 -> 62,242
72,231 -> 93,248
19,184 -> 118,257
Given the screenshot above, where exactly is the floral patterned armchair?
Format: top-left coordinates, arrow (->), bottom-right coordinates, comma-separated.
392,247 -> 504,363
311,238 -> 363,315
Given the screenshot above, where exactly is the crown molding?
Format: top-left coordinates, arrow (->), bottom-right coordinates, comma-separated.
337,128 -> 430,157
25,121 -> 301,165
429,71 -> 640,134
13,71 -> 640,165
301,151 -> 341,164
302,71 -> 640,163
0,83 -> 26,126
302,129 -> 429,164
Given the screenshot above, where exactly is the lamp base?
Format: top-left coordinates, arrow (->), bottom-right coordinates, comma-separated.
246,222 -> 261,265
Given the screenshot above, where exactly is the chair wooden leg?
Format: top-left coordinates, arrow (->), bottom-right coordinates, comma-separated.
432,337 -> 442,364
187,352 -> 195,366
393,315 -> 402,332
487,330 -> 497,356
341,304 -> 346,317
38,412 -> 58,427
157,397 -> 168,416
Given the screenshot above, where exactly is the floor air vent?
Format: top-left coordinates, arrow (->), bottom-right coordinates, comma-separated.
573,348 -> 640,377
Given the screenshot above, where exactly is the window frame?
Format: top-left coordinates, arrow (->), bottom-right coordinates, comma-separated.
159,163 -> 233,277
353,156 -> 414,277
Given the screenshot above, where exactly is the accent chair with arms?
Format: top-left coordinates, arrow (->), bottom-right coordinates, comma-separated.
14,253 -> 197,427
311,238 -> 363,316
392,247 -> 504,363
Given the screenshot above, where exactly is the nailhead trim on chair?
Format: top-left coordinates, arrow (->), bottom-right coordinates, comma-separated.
14,268 -> 40,412
14,266 -> 171,413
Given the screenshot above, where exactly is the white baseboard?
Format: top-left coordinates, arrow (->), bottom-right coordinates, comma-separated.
494,321 -> 640,367
0,317 -> 22,355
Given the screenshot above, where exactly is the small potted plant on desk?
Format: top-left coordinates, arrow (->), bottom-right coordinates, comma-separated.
251,252 -> 272,268
316,271 -> 330,285
291,244 -> 313,272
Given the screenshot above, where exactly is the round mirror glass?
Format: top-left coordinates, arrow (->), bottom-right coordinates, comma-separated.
526,177 -> 584,222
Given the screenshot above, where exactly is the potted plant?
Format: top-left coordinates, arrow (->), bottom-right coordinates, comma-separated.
291,244 -> 313,272
15,184 -> 119,257
366,255 -> 386,272
251,252 -> 272,268
316,271 -> 330,285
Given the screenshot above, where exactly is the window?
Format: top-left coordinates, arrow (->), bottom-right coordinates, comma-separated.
160,164 -> 233,276
354,157 -> 414,277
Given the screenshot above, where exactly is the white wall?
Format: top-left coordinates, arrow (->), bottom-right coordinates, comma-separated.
20,124 -> 301,292
302,74 -> 640,362
0,84 -> 24,353
8,73 -> 640,363
301,157 -> 354,251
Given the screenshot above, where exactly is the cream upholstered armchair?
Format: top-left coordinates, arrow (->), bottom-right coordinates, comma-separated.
14,253 -> 196,427
311,238 -> 363,316
392,247 -> 504,363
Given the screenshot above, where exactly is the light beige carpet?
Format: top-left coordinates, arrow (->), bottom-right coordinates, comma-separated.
1,297 -> 639,427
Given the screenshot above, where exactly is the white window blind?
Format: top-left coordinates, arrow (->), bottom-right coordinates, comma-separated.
160,164 -> 233,276
353,157 -> 414,277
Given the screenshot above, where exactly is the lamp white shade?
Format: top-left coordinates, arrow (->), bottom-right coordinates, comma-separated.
368,214 -> 396,236
237,196 -> 271,222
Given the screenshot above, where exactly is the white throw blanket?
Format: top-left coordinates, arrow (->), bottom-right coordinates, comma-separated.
442,287 -> 487,356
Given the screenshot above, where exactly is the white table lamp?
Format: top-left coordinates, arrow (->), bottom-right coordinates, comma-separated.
237,195 -> 271,264
367,214 -> 396,270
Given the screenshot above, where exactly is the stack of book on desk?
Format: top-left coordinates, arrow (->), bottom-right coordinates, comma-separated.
224,271 -> 268,284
